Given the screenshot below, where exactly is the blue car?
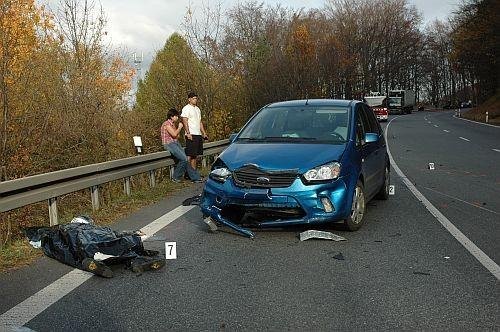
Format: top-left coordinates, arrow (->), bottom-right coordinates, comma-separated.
200,99 -> 390,238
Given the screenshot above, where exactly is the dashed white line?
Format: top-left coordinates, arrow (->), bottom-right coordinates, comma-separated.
0,205 -> 196,330
386,116 -> 500,281
443,130 -> 450,133
459,137 -> 470,142
493,149 -> 500,153
434,125 -> 439,128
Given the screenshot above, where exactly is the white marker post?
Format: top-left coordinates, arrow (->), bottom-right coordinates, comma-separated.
133,136 -> 143,154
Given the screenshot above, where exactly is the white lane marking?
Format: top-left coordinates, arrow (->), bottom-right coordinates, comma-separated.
423,187 -> 499,216
454,115 -> 499,128
0,205 -> 196,329
443,130 -> 450,133
386,116 -> 500,281
459,137 -> 470,142
493,149 -> 500,153
434,125 -> 439,128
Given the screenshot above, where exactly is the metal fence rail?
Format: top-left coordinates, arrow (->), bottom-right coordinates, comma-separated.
0,139 -> 229,225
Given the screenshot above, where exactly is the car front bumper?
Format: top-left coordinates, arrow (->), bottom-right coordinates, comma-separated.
200,176 -> 352,237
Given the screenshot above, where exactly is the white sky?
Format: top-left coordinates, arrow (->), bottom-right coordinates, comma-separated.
42,0 -> 461,79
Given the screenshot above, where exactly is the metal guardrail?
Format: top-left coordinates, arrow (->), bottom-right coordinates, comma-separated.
0,139 -> 229,225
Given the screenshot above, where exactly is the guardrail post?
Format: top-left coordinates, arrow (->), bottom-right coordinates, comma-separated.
48,197 -> 58,226
149,170 -> 156,188
124,177 -> 131,196
91,185 -> 100,211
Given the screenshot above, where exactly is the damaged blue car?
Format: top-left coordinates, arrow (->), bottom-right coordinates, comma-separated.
200,99 -> 390,238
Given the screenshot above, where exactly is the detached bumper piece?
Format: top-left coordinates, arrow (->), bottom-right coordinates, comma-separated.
203,206 -> 255,239
299,230 -> 347,242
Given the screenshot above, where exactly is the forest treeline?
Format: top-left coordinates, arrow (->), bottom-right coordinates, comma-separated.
0,0 -> 498,180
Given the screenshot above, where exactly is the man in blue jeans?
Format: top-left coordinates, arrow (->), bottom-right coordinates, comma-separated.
161,108 -> 202,183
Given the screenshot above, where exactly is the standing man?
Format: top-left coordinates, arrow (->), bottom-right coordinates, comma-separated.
161,108 -> 201,183
181,91 -> 208,171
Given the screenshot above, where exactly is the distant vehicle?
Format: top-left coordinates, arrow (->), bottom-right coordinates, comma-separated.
388,90 -> 415,114
200,99 -> 390,238
460,101 -> 472,108
364,95 -> 388,122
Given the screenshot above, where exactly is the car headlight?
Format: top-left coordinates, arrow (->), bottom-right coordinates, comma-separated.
304,162 -> 341,181
209,167 -> 232,183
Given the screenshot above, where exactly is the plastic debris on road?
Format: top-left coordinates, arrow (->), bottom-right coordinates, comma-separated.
332,252 -> 345,260
299,230 -> 347,242
428,162 -> 435,170
203,217 -> 219,233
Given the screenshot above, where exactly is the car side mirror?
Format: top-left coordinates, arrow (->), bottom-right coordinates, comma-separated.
364,133 -> 379,143
229,133 -> 238,143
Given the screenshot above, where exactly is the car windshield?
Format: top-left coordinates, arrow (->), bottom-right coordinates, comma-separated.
388,97 -> 401,106
237,106 -> 349,144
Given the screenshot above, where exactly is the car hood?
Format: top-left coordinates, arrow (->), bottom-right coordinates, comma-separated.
220,142 -> 346,173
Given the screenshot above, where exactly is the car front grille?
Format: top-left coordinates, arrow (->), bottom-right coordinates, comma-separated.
233,164 -> 298,188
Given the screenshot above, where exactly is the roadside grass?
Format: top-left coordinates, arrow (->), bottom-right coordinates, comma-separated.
462,92 -> 500,125
0,169 -> 208,273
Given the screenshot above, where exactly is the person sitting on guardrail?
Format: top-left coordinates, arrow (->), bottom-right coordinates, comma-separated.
161,108 -> 202,183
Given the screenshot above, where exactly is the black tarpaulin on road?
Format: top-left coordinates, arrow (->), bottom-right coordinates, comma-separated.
25,222 -> 165,277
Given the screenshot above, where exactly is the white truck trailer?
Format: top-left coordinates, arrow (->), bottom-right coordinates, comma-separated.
388,90 -> 415,114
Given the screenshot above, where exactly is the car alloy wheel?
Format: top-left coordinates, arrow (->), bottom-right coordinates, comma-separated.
344,180 -> 366,231
350,185 -> 365,224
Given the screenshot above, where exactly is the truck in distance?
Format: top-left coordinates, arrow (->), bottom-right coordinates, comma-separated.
363,94 -> 388,122
388,90 -> 415,114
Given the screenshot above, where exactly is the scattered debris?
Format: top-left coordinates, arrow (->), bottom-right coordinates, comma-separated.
299,230 -> 347,242
332,252 -> 345,260
428,163 -> 435,170
183,194 -> 202,206
203,217 -> 219,233
389,185 -> 395,195
444,256 -> 450,259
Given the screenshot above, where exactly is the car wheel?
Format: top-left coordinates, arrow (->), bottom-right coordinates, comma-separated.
344,180 -> 366,231
376,164 -> 390,200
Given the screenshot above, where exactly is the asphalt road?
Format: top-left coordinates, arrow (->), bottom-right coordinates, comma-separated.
1,110 -> 499,331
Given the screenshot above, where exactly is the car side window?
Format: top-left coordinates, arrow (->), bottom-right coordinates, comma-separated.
355,105 -> 366,147
363,104 -> 380,135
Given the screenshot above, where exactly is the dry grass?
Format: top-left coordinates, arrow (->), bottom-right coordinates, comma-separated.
0,167 -> 208,273
462,92 -> 500,125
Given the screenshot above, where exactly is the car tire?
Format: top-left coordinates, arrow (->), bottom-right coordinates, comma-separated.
376,164 -> 390,200
344,180 -> 366,231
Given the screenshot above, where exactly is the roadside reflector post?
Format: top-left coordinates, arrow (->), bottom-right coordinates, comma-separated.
486,112 -> 489,123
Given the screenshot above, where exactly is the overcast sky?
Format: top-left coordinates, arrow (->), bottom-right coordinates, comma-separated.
44,0 -> 461,79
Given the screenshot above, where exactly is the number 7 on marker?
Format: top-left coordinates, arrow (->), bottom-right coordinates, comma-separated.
165,242 -> 177,259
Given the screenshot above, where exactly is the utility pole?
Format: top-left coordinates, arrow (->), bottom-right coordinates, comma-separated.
129,51 -> 143,108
